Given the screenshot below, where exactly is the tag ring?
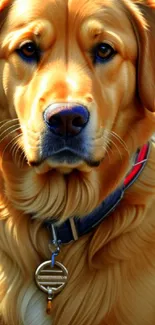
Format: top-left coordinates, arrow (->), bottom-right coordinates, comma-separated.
35,260 -> 68,295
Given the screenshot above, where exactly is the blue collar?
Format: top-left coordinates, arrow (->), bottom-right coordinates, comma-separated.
45,143 -> 150,244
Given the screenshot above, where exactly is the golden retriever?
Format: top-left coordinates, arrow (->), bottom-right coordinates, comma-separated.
0,0 -> 155,324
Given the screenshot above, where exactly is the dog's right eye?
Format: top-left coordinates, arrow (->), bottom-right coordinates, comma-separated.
16,41 -> 41,63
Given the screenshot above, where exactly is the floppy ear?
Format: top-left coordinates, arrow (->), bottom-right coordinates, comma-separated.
124,0 -> 155,116
0,0 -> 11,25
0,0 -> 12,121
0,0 -> 9,9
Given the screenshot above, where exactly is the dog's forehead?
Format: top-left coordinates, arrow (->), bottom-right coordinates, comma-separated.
10,0 -> 67,24
9,0 -> 123,27
12,0 -> 114,13
68,0 -> 114,15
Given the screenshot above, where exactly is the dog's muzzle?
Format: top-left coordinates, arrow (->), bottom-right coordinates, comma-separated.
40,102 -> 93,166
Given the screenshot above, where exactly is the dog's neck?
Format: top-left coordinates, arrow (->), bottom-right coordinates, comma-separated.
45,143 -> 150,245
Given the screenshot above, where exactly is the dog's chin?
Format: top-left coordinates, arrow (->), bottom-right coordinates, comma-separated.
32,153 -> 101,175
34,160 -> 93,175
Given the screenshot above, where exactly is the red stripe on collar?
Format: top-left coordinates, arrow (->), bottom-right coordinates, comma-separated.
124,143 -> 150,189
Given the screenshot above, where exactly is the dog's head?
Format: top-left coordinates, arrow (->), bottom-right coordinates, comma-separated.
0,0 -> 155,221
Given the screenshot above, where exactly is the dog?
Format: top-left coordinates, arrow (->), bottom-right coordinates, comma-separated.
0,0 -> 155,324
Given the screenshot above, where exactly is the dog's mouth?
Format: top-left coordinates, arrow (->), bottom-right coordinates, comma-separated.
30,148 -> 100,174
46,149 -> 100,166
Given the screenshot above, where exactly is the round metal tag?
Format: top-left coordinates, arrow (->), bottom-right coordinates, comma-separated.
35,260 -> 68,295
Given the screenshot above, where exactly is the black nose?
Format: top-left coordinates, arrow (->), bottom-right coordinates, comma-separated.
44,103 -> 89,137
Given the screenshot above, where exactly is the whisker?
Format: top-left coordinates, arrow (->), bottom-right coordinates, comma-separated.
102,142 -> 112,163
14,146 -> 24,168
97,128 -> 129,156
101,133 -> 115,161
0,124 -> 20,139
101,130 -> 124,160
12,137 -> 28,168
92,131 -> 112,163
10,142 -> 20,166
105,147 -> 111,163
10,141 -> 18,157
110,131 -> 129,154
0,118 -> 19,124
20,151 -> 28,169
108,138 -> 123,161
0,127 -> 21,146
0,119 -> 20,131
10,141 -> 21,162
1,134 -> 22,162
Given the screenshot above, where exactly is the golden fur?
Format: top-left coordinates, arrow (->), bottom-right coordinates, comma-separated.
0,0 -> 155,324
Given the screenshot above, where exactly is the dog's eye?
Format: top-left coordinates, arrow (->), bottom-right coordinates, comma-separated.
93,43 -> 116,64
16,41 -> 41,63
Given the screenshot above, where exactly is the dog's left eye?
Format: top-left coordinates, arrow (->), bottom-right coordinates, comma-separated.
93,43 -> 116,64
16,41 -> 41,63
